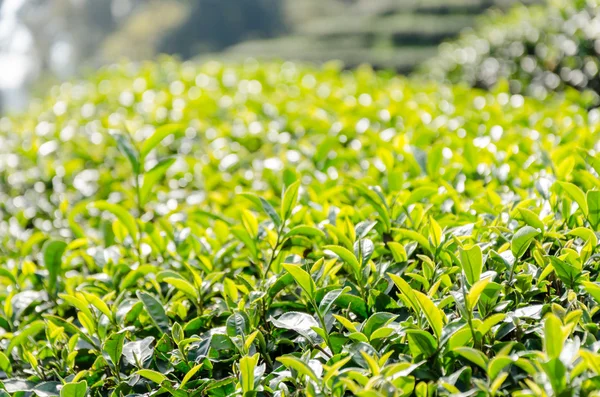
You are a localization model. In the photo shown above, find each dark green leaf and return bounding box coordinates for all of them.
[42,240,67,294]
[137,291,170,334]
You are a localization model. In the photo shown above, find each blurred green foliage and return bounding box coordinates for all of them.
[421,0,600,102]
[221,0,529,71]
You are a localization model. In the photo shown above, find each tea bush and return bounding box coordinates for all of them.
[420,0,600,102]
[3,58,600,396]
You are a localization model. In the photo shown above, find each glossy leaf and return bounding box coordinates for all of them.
[42,240,67,294]
[137,291,170,334]
[511,226,540,259]
[459,244,482,285]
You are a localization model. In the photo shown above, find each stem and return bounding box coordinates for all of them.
[311,300,335,355]
[114,362,122,382]
[134,173,145,265]
[462,275,478,349]
[198,291,204,315]
[359,286,370,317]
[508,260,517,285]
[263,224,285,279]
[313,344,333,359]
[260,225,285,331]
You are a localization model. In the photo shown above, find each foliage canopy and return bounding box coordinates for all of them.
[421,0,600,104]
[2,58,600,396]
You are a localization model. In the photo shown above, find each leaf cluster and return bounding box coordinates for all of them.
[1,58,600,396]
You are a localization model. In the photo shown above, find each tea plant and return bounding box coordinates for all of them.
[421,0,600,104]
[2,58,600,396]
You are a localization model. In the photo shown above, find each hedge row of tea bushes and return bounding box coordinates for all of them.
[421,0,600,102]
[221,0,534,72]
[3,58,600,396]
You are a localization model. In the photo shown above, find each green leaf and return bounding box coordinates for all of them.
[0,268,17,286]
[239,354,259,394]
[33,382,60,397]
[44,315,97,349]
[268,273,294,299]
[319,287,349,316]
[548,256,581,289]
[122,337,154,367]
[270,312,320,343]
[164,277,199,300]
[511,226,540,258]
[405,186,437,207]
[284,225,325,239]
[568,227,598,249]
[556,181,588,216]
[282,264,316,299]
[93,201,139,243]
[388,273,420,313]
[171,322,184,345]
[137,291,170,334]
[459,244,482,285]
[588,190,600,230]
[466,276,492,311]
[517,208,544,231]
[42,240,67,294]
[324,245,361,277]
[140,157,176,206]
[394,228,433,255]
[334,293,369,318]
[487,356,513,381]
[0,351,12,374]
[226,312,248,337]
[260,197,282,227]
[137,369,167,384]
[141,124,182,160]
[541,358,567,394]
[81,291,113,321]
[58,293,94,320]
[113,133,140,175]
[580,350,600,375]
[414,291,444,340]
[352,184,391,231]
[583,281,600,304]
[406,330,438,358]
[362,312,397,339]
[454,347,488,370]
[277,355,318,382]
[387,242,407,262]
[103,331,126,367]
[3,380,34,393]
[281,180,300,221]
[6,321,45,354]
[60,381,87,397]
[428,217,443,247]
[179,363,203,389]
[544,314,565,360]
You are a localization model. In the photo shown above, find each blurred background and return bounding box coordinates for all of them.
[0,0,529,114]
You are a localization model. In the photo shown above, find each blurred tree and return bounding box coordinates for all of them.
[100,0,187,62]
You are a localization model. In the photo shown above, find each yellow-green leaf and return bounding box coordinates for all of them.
[277,355,318,382]
[414,291,445,340]
[324,245,361,276]
[544,313,566,359]
[137,369,167,384]
[282,264,316,299]
[459,244,483,285]
[164,277,199,300]
[93,201,139,243]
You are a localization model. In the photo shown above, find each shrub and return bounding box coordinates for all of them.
[2,58,600,395]
[420,0,600,103]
